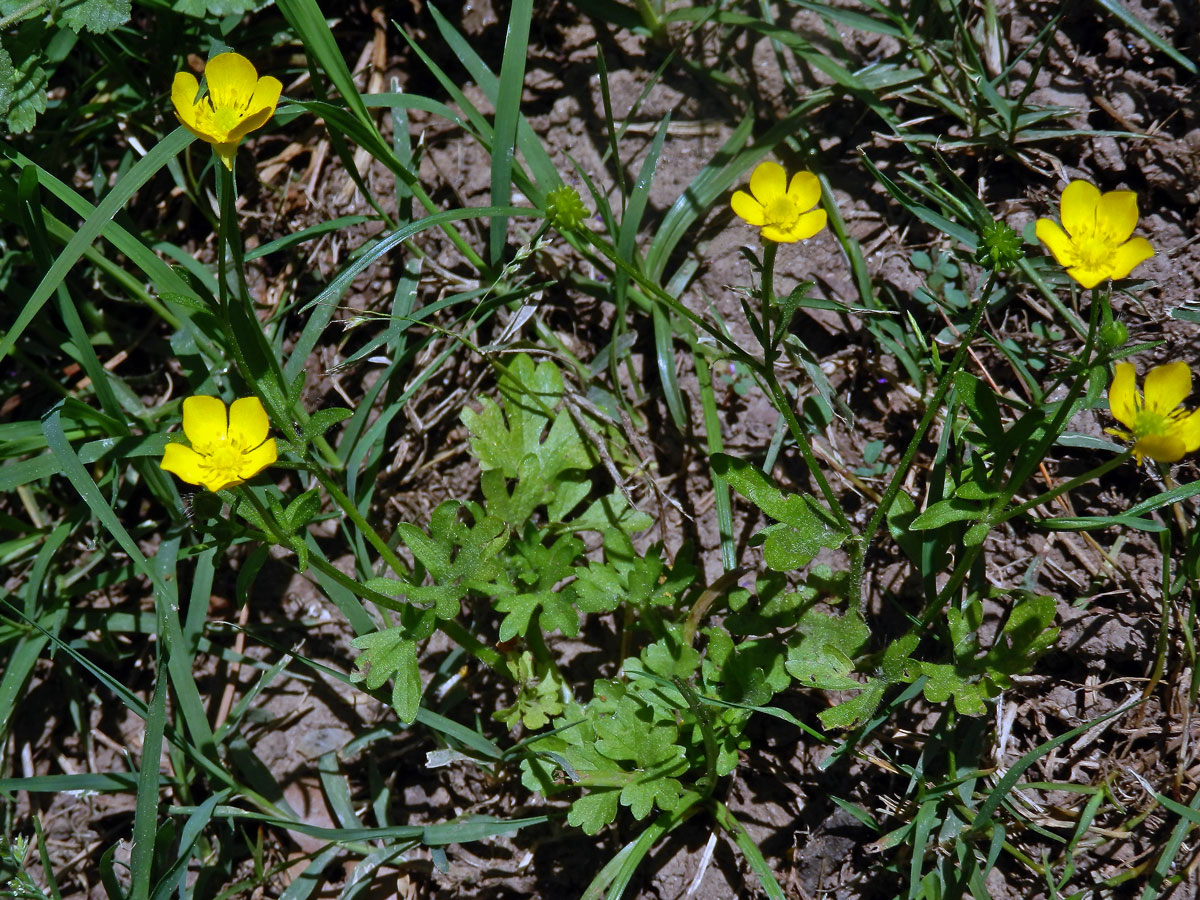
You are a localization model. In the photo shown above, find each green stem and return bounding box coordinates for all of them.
[0,0,45,31]
[235,487,393,605]
[307,554,503,674]
[234,489,285,543]
[216,165,252,307]
[760,242,778,353]
[672,676,719,794]
[213,163,289,421]
[849,268,999,606]
[994,449,1132,526]
[579,230,745,360]
[762,367,851,533]
[307,554,403,613]
[303,463,409,578]
[212,164,341,464]
[754,243,850,533]
[933,291,1105,611]
[633,0,667,42]
[435,621,505,674]
[994,291,1105,510]
[309,432,343,469]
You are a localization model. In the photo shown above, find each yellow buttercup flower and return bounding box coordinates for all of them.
[1034,180,1154,289]
[731,161,827,243]
[172,52,282,170]
[1106,362,1200,464]
[161,396,278,492]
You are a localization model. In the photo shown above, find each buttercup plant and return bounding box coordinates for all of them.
[172,52,282,170]
[10,5,1200,899]
[160,395,277,492]
[138,69,1200,900]
[730,160,827,243]
[1107,361,1200,464]
[1035,179,1155,289]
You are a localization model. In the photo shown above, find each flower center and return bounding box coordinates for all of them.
[1130,406,1186,440]
[763,196,800,230]
[1073,231,1116,272]
[206,98,247,135]
[198,440,247,484]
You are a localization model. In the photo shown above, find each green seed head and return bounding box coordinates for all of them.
[975,219,1024,271]
[546,185,588,232]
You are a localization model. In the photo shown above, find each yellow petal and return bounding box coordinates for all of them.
[1108,236,1154,281]
[1059,180,1100,238]
[204,472,245,492]
[1108,362,1139,429]
[792,207,830,241]
[1095,190,1139,244]
[785,171,820,211]
[224,113,263,146]
[1034,219,1076,268]
[171,71,204,131]
[749,161,786,204]
[1144,361,1192,414]
[238,438,278,480]
[226,75,282,142]
[248,75,282,116]
[205,52,259,112]
[1064,263,1110,290]
[1134,433,1185,463]
[731,190,765,226]
[769,208,826,242]
[228,396,271,448]
[182,396,229,448]
[1173,408,1200,454]
[161,443,208,486]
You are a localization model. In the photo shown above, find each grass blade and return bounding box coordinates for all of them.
[970,698,1142,859]
[129,653,169,900]
[1134,775,1200,899]
[695,353,735,570]
[488,0,534,265]
[713,800,785,900]
[42,406,217,758]
[1090,0,1196,73]
[277,0,376,125]
[0,128,193,366]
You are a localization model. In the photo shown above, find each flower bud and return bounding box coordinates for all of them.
[1100,320,1129,350]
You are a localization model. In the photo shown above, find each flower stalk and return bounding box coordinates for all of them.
[300,461,410,579]
[995,449,1133,525]
[849,267,999,608]
[754,243,852,536]
[931,292,1107,611]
